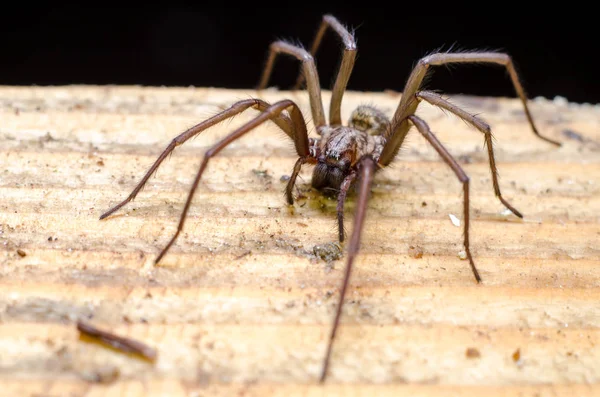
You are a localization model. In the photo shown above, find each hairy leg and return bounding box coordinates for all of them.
[100,99,307,219]
[285,157,308,205]
[294,14,357,125]
[320,156,376,383]
[415,90,522,217]
[408,115,481,283]
[336,171,357,242]
[153,100,311,264]
[380,51,560,166]
[257,41,326,128]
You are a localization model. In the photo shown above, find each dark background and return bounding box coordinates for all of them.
[2,6,597,103]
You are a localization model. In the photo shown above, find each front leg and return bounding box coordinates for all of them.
[320,156,376,382]
[153,99,310,264]
[100,98,299,220]
[336,171,357,242]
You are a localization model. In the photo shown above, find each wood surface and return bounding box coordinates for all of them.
[0,85,598,396]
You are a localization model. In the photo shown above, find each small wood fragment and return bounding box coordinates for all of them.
[77,320,157,361]
[512,348,521,362]
[408,245,424,259]
[465,347,481,359]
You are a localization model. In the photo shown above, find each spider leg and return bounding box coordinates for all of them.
[285,156,309,205]
[408,115,481,283]
[380,51,560,166]
[320,156,376,383]
[257,41,326,128]
[152,99,310,264]
[415,90,522,218]
[293,14,357,125]
[336,171,357,242]
[99,99,303,220]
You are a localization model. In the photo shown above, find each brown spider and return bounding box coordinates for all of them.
[100,15,560,382]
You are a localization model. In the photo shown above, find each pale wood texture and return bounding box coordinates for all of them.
[0,86,599,396]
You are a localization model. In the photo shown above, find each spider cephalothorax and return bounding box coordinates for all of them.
[311,107,387,194]
[100,14,560,382]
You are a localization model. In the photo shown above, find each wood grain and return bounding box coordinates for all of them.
[0,86,599,396]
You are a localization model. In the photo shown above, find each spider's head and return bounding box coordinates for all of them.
[311,128,353,195]
[348,105,390,136]
[311,154,351,196]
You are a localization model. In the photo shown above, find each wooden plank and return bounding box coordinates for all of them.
[2,380,600,397]
[0,86,599,396]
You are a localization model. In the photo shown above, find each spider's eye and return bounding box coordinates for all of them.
[326,156,349,170]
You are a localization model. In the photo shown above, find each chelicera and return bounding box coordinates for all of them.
[100,14,560,381]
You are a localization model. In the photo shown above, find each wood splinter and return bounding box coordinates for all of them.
[76,320,158,362]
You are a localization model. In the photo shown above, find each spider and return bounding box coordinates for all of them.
[100,14,560,382]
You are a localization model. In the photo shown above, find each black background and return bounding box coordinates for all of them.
[2,6,597,103]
